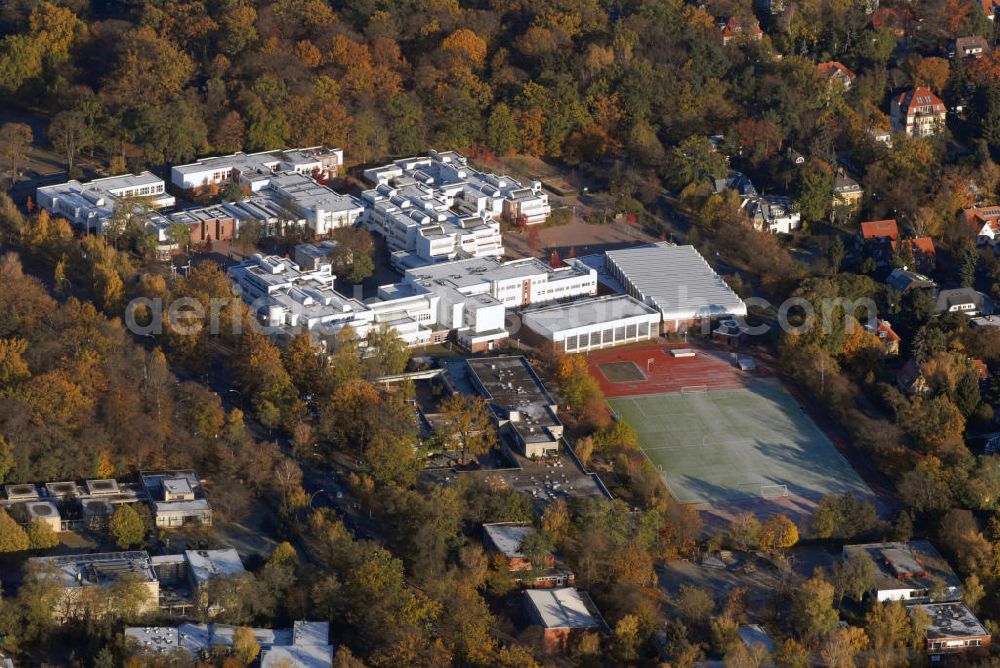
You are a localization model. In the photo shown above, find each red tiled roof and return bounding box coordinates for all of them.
[877,320,901,343]
[860,219,899,241]
[910,237,935,258]
[818,61,856,81]
[964,206,1000,233]
[721,16,763,38]
[896,87,946,117]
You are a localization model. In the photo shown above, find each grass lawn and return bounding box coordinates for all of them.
[606,380,871,505]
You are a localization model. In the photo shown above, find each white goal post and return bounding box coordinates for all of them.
[681,385,708,394]
[760,484,790,498]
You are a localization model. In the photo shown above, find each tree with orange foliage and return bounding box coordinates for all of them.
[441,28,487,69]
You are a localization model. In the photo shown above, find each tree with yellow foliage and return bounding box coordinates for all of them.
[0,337,31,386]
[758,514,799,551]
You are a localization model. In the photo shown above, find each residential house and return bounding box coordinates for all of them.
[712,171,758,198]
[886,268,936,293]
[857,219,898,266]
[934,288,990,317]
[841,541,962,603]
[818,61,856,89]
[524,588,603,652]
[712,170,757,197]
[906,236,936,273]
[891,87,947,137]
[913,602,991,658]
[952,36,991,59]
[833,172,863,210]
[866,320,900,356]
[720,16,763,46]
[868,127,892,146]
[482,523,574,588]
[962,205,1000,247]
[744,196,801,234]
[897,359,930,395]
[787,148,806,166]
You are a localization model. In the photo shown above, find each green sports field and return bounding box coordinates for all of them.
[607,380,871,505]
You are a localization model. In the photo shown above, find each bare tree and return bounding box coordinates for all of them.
[0,122,32,186]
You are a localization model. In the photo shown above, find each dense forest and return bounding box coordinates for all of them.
[0,0,993,210]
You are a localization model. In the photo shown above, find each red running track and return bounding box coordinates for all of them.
[586,343,746,398]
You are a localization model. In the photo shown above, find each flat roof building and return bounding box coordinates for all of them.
[363,149,550,225]
[842,541,962,604]
[912,602,990,657]
[141,471,212,528]
[125,621,333,667]
[603,243,747,332]
[37,172,175,234]
[29,551,160,618]
[521,294,661,353]
[524,588,602,651]
[183,549,245,586]
[268,171,364,236]
[171,146,344,192]
[465,356,563,458]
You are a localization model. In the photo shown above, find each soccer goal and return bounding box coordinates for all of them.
[681,385,709,394]
[760,484,790,498]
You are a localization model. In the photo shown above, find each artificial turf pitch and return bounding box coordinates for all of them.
[606,380,871,506]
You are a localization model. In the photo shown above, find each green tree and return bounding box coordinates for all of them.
[517,530,554,570]
[796,163,835,222]
[0,509,28,552]
[486,103,520,156]
[957,244,978,288]
[670,135,729,191]
[349,253,374,284]
[828,236,846,273]
[363,323,410,379]
[833,551,877,604]
[109,504,145,549]
[386,93,426,156]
